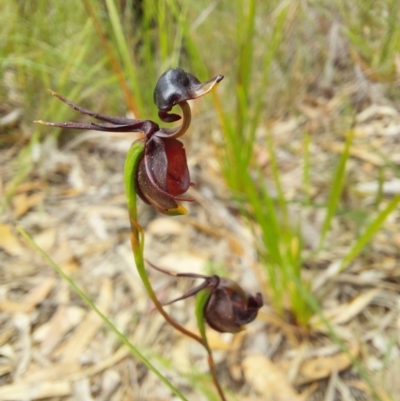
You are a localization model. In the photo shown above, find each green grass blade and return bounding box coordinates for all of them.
[245,1,290,167]
[240,169,285,313]
[17,228,189,401]
[266,132,288,225]
[235,0,255,143]
[237,0,255,97]
[379,0,399,66]
[340,193,400,273]
[319,130,354,249]
[246,169,283,268]
[157,0,168,64]
[104,0,143,114]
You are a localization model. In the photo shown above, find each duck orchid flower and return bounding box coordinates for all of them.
[147,261,263,333]
[35,69,223,215]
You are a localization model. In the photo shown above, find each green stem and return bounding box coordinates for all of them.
[125,131,226,400]
[124,141,204,345]
[196,290,227,401]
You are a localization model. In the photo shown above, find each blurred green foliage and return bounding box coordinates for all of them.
[3,1,400,399]
[2,0,400,340]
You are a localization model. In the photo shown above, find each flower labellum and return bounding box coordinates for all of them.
[135,136,193,214]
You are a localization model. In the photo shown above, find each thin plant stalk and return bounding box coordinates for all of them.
[124,143,227,401]
[148,261,229,401]
[195,290,227,401]
[124,142,203,345]
[339,193,400,273]
[319,130,354,250]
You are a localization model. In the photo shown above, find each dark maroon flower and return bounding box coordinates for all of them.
[135,136,192,214]
[204,277,263,333]
[34,69,223,214]
[147,261,264,333]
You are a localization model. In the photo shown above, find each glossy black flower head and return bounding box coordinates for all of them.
[154,68,224,123]
[147,261,263,333]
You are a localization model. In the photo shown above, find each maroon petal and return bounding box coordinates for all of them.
[136,155,179,212]
[135,137,192,213]
[232,293,263,325]
[146,137,168,192]
[144,137,192,201]
[205,288,241,333]
[164,138,190,196]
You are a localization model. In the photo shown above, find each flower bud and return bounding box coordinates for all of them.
[147,261,263,334]
[204,278,263,333]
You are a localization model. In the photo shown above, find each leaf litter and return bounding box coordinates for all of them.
[1,37,400,401]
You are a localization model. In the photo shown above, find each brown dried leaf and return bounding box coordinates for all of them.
[279,344,360,386]
[311,289,379,328]
[0,300,25,313]
[22,361,81,384]
[37,305,85,355]
[33,229,57,253]
[204,330,234,352]
[60,279,113,362]
[0,224,24,256]
[0,364,13,376]
[0,326,14,347]
[323,141,383,166]
[156,252,207,275]
[331,289,379,325]
[0,380,71,400]
[242,354,306,401]
[12,192,45,218]
[0,277,54,313]
[22,277,55,313]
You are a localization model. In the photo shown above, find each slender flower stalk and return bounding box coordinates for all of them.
[125,140,228,401]
[124,142,204,344]
[147,261,263,401]
[147,261,228,401]
[34,69,264,401]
